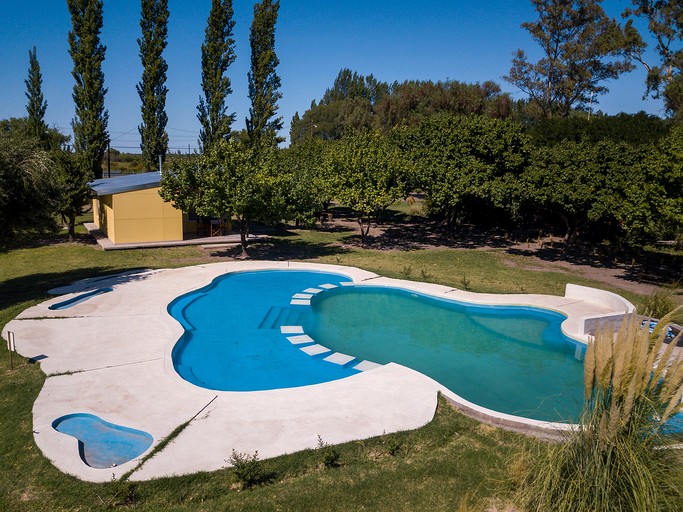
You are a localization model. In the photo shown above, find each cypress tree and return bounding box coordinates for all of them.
[197,0,236,153]
[67,0,108,180]
[25,46,48,144]
[246,0,283,146]
[137,0,169,171]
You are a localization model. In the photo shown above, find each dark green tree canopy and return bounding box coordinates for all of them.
[198,0,237,152]
[67,0,109,180]
[25,46,48,143]
[137,0,169,171]
[320,68,389,106]
[505,0,638,118]
[246,0,283,146]
[290,70,512,144]
[0,126,60,242]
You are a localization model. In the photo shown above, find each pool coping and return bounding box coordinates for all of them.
[3,261,634,482]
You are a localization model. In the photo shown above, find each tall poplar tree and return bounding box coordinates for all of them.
[246,0,283,146]
[67,0,108,180]
[197,0,236,153]
[25,46,48,144]
[138,0,169,171]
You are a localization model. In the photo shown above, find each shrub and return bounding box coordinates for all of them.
[317,435,340,468]
[640,288,677,320]
[516,309,683,512]
[228,450,267,490]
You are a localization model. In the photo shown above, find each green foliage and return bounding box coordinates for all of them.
[506,0,638,118]
[24,46,47,144]
[0,130,60,243]
[0,117,69,152]
[246,0,282,146]
[160,139,284,257]
[228,450,269,489]
[624,1,683,117]
[317,435,340,468]
[321,68,390,106]
[67,0,109,180]
[325,131,411,243]
[137,0,169,171]
[644,123,683,242]
[516,313,683,512]
[639,288,678,319]
[279,139,332,225]
[290,71,512,144]
[395,114,529,233]
[198,0,236,152]
[375,79,512,130]
[53,150,91,242]
[527,111,671,146]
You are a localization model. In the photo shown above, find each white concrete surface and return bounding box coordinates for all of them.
[2,261,634,482]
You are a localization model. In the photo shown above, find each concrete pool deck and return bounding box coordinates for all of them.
[3,261,634,482]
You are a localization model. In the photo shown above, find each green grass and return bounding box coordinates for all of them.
[0,224,679,511]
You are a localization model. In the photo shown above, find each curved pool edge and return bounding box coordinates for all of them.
[4,261,636,482]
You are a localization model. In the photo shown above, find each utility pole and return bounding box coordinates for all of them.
[107,139,111,178]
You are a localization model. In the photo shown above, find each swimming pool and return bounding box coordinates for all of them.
[170,270,362,391]
[170,270,585,422]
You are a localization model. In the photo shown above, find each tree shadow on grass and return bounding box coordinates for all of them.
[207,237,351,261]
[0,267,157,311]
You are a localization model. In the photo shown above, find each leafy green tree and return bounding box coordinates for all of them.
[0,117,69,151]
[137,0,169,171]
[375,80,512,130]
[505,0,638,118]
[279,139,333,225]
[521,139,653,246]
[643,124,683,242]
[290,71,512,144]
[67,0,108,180]
[198,0,236,152]
[160,140,283,257]
[395,114,530,234]
[246,0,283,146]
[0,130,59,243]
[53,150,92,242]
[320,68,389,106]
[25,46,48,144]
[526,112,670,146]
[325,131,410,243]
[624,1,683,116]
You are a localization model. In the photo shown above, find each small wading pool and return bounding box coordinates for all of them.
[170,270,586,423]
[52,413,153,469]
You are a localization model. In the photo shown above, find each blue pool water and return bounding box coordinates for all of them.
[52,413,153,469]
[170,270,587,422]
[170,270,361,391]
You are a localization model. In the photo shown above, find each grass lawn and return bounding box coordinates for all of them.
[0,222,679,511]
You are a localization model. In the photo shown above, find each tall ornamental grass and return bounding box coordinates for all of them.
[517,308,683,512]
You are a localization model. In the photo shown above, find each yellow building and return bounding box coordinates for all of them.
[90,172,196,245]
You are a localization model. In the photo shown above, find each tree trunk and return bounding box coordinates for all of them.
[358,217,371,246]
[239,217,250,258]
[67,213,76,242]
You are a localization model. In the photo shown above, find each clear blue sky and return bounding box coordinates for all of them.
[0,0,665,152]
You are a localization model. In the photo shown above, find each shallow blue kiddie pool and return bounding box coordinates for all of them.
[52,413,153,469]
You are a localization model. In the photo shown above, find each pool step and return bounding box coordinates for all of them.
[258,307,302,329]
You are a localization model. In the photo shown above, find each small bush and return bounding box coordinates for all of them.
[640,288,677,319]
[228,450,267,490]
[317,435,340,468]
